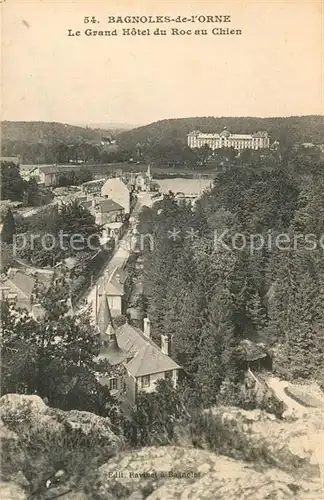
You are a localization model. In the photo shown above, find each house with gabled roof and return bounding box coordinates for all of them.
[98,266,129,317]
[101,178,131,214]
[81,196,125,244]
[0,267,47,320]
[94,292,181,408]
[0,268,36,311]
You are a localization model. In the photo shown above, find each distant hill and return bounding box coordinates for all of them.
[1,121,116,144]
[117,115,324,149]
[75,122,140,132]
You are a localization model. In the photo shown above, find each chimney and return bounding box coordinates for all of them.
[161,334,170,356]
[143,317,151,339]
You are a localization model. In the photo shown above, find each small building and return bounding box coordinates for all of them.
[93,293,128,396]
[117,319,180,408]
[237,339,272,372]
[0,156,21,166]
[0,268,36,311]
[102,221,124,245]
[101,266,128,317]
[93,293,181,408]
[39,166,61,187]
[39,165,84,187]
[81,197,125,245]
[0,267,52,319]
[101,178,131,214]
[83,198,125,226]
[131,165,154,193]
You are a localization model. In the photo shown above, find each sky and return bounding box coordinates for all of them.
[2,0,323,126]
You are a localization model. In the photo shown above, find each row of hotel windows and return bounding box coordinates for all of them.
[189,139,269,149]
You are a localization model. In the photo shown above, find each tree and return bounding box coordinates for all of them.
[56,201,101,257]
[194,144,212,166]
[0,161,26,201]
[1,290,116,417]
[246,290,268,339]
[127,379,190,446]
[270,258,324,382]
[17,201,101,267]
[195,290,235,406]
[0,204,16,244]
[24,178,41,206]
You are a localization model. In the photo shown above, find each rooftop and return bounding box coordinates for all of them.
[117,323,181,377]
[101,177,130,193]
[94,293,181,378]
[238,339,269,362]
[82,197,124,213]
[95,198,124,212]
[103,266,127,296]
[1,268,36,305]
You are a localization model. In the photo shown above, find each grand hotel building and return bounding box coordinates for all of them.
[187,128,270,150]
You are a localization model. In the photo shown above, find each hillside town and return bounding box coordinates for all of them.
[1,0,324,495]
[2,122,324,409]
[1,115,324,500]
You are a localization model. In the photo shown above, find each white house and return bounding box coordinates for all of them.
[101,178,131,214]
[94,293,181,408]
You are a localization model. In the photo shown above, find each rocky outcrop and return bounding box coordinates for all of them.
[80,446,322,500]
[0,394,123,496]
[1,394,323,499]
[196,406,324,475]
[0,481,28,500]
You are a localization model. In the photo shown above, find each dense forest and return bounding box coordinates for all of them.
[137,152,324,408]
[117,115,324,149]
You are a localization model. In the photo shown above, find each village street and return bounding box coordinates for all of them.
[83,192,157,321]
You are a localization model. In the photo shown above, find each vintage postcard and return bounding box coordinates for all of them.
[1,0,323,499]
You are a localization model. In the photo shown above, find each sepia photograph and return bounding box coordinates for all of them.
[0,0,323,498]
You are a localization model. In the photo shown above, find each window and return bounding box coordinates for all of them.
[109,378,117,391]
[141,375,150,388]
[165,371,173,381]
[7,293,18,305]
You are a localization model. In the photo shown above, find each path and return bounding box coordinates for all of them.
[81,192,157,319]
[266,376,311,415]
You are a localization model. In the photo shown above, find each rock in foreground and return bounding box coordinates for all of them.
[83,446,322,500]
[0,393,123,495]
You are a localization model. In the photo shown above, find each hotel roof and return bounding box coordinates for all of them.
[188,129,268,139]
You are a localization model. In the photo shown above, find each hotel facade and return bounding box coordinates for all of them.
[187,128,270,150]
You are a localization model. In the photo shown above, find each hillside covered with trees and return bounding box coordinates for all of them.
[1,121,114,144]
[1,121,121,164]
[117,115,324,149]
[137,151,324,409]
[2,116,323,166]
